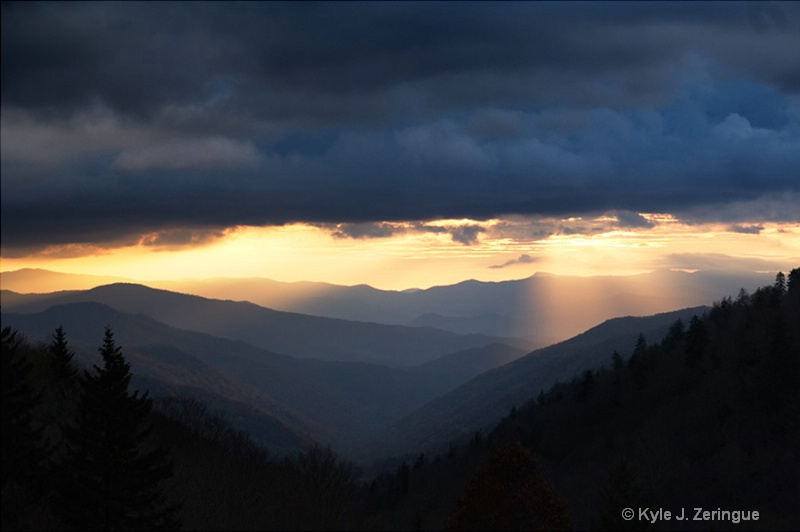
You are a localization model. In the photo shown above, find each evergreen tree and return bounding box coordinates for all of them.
[788,268,800,295]
[684,315,707,368]
[627,333,651,387]
[1,327,50,529]
[661,319,685,352]
[46,326,81,432]
[57,327,179,530]
[774,271,787,295]
[49,325,78,382]
[736,287,750,306]
[627,334,647,372]
[1,327,43,486]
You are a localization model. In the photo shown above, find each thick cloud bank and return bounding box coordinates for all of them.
[2,2,799,253]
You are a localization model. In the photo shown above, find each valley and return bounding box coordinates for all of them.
[2,267,798,529]
[0,267,771,464]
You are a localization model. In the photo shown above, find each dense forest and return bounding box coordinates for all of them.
[2,270,798,530]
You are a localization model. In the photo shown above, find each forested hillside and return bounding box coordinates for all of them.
[1,301,528,459]
[374,305,708,460]
[362,270,800,530]
[2,270,798,530]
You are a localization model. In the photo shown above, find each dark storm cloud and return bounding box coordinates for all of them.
[327,221,489,246]
[2,1,799,253]
[136,227,230,249]
[673,191,800,225]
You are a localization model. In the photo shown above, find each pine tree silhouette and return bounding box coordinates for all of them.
[57,327,179,530]
[684,315,707,368]
[1,327,50,529]
[49,325,77,382]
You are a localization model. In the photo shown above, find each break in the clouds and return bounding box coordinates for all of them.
[2,1,799,254]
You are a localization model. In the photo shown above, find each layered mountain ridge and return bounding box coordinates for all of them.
[1,274,719,463]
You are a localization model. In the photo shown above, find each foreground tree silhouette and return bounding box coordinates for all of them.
[58,327,179,530]
[445,441,572,531]
[1,327,51,529]
[1,327,43,487]
[49,325,78,383]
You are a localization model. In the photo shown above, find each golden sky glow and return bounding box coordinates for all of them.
[4,3,800,297]
[2,214,799,291]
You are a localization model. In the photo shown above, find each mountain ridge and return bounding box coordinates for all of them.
[2,300,529,459]
[1,268,774,342]
[372,305,710,461]
[1,283,531,367]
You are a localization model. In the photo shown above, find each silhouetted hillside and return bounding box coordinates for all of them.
[0,326,373,530]
[4,271,796,530]
[360,270,800,530]
[375,306,709,459]
[1,302,525,458]
[1,303,323,451]
[406,343,528,391]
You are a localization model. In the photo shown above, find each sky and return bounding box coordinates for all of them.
[1,1,799,290]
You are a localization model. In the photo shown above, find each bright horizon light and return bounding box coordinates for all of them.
[2,213,798,292]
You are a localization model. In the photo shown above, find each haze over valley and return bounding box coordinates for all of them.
[0,266,781,461]
[2,1,799,529]
[1,266,777,343]
[2,266,798,530]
